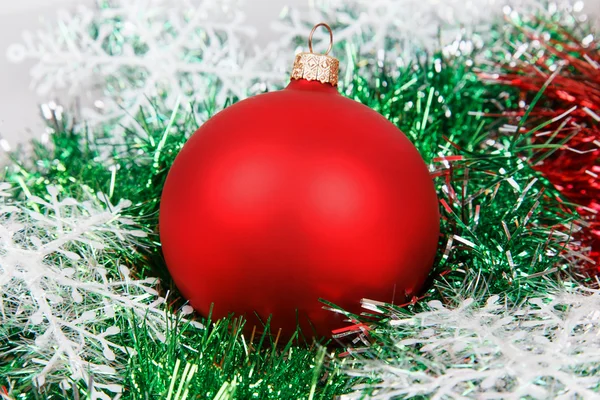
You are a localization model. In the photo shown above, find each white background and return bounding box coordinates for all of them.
[0,0,598,150]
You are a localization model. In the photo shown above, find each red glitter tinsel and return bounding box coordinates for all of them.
[483,20,599,275]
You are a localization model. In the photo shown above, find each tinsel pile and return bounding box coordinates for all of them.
[1,0,599,399]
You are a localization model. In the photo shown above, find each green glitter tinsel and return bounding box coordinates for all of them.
[1,38,584,396]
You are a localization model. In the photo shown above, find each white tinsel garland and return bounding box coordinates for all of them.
[6,0,582,129]
[0,184,184,399]
[341,289,600,399]
[6,0,287,129]
[273,0,583,61]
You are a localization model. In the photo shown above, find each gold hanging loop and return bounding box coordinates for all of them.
[308,23,333,55]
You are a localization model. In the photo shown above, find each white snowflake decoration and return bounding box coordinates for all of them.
[342,289,600,399]
[6,0,289,128]
[272,0,582,65]
[6,0,584,132]
[0,184,177,399]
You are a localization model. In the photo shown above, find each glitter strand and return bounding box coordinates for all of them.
[484,13,600,276]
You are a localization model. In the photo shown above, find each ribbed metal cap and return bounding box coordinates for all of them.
[291,52,339,86]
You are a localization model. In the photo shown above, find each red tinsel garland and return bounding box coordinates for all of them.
[483,20,599,275]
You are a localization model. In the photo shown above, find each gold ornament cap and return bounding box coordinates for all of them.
[291,23,339,86]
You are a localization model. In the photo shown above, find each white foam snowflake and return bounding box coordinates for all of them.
[6,0,289,128]
[273,0,582,65]
[6,0,585,132]
[0,183,174,399]
[342,289,600,399]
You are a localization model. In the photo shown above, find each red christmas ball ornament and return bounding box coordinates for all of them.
[160,24,439,339]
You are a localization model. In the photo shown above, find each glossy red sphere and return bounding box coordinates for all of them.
[159,79,439,339]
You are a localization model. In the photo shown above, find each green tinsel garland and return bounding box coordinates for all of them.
[1,18,588,398]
